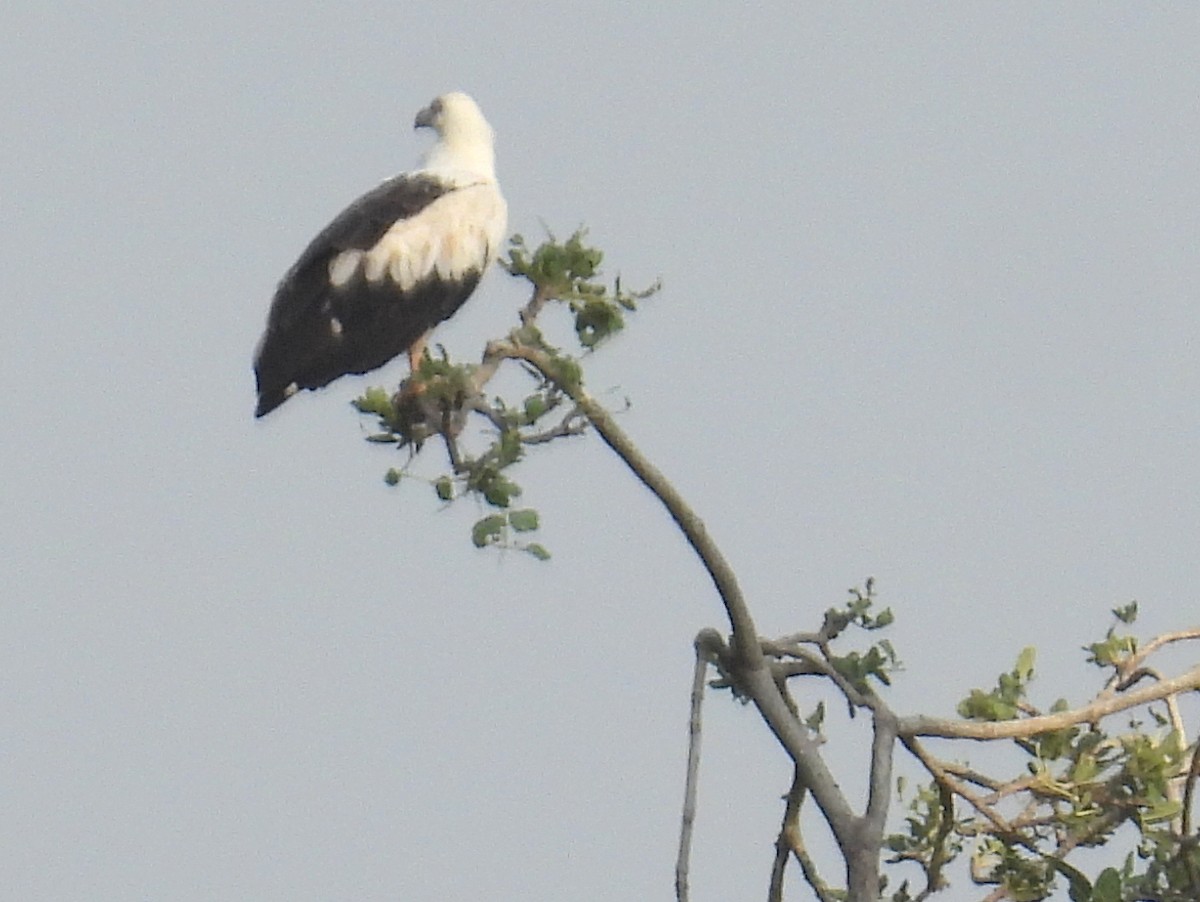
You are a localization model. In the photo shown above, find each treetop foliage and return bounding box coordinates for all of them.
[353,229,658,560]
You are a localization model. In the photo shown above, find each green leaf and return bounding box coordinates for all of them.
[958,688,1018,721]
[482,475,521,508]
[1085,631,1137,667]
[508,509,539,532]
[1070,752,1098,784]
[1140,797,1182,825]
[1112,601,1138,624]
[1091,867,1122,902]
[523,393,548,421]
[471,514,506,549]
[523,543,551,561]
[1049,858,1091,902]
[573,297,624,348]
[435,476,453,501]
[1016,646,1037,682]
[353,385,395,417]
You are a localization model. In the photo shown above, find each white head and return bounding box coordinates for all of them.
[414,92,497,180]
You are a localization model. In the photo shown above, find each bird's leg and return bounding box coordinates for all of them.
[407,331,431,375]
[390,331,435,447]
[398,330,434,400]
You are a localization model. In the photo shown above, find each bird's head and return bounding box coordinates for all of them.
[414,92,490,141]
[414,92,497,179]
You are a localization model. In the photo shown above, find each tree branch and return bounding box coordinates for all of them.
[771,767,841,902]
[485,337,876,895]
[903,736,1014,835]
[1104,626,1200,694]
[675,637,710,902]
[863,711,898,856]
[900,665,1200,740]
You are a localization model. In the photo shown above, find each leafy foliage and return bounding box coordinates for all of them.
[354,230,657,556]
[505,230,660,349]
[885,782,961,896]
[894,606,1200,901]
[750,590,1198,901]
[957,646,1037,721]
[822,580,901,693]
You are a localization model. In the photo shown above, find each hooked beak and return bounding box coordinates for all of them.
[414,104,436,129]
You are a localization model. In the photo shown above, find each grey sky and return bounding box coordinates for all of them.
[3,4,1197,899]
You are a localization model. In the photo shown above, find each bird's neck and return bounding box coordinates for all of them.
[422,138,496,182]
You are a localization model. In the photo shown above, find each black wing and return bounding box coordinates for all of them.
[265,173,449,336]
[253,174,472,417]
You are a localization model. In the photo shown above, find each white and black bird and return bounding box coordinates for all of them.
[253,92,507,417]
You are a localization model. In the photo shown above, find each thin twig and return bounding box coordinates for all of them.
[902,737,1013,835]
[440,426,467,473]
[463,395,509,431]
[1099,626,1200,697]
[940,762,1007,793]
[769,769,803,902]
[675,639,710,902]
[519,285,552,326]
[520,408,588,444]
[770,767,840,902]
[900,665,1200,740]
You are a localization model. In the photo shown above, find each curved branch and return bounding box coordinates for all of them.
[488,339,760,660]
[486,338,874,890]
[900,665,1200,740]
[1107,627,1200,693]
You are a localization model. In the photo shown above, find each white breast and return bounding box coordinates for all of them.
[328,181,507,294]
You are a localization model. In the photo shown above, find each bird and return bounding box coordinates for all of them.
[252,91,507,417]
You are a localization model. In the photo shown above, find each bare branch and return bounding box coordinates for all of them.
[771,767,841,902]
[675,638,710,902]
[510,341,762,659]
[863,712,898,856]
[769,769,801,902]
[939,762,1007,794]
[439,423,467,474]
[519,285,553,326]
[463,395,509,432]
[520,407,588,444]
